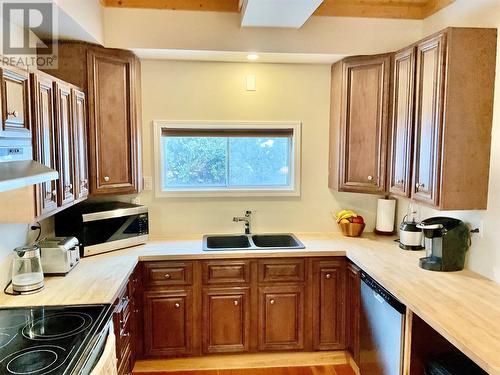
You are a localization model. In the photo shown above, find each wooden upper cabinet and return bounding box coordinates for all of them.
[312,259,346,351]
[31,73,58,217]
[337,54,391,194]
[1,65,30,138]
[412,34,446,206]
[87,49,141,195]
[389,47,416,197]
[71,88,89,202]
[202,287,250,354]
[54,82,76,207]
[412,28,496,210]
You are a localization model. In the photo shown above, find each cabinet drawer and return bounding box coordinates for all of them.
[143,261,193,287]
[258,259,305,283]
[202,260,250,285]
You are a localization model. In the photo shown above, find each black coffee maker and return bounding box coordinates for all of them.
[417,217,470,272]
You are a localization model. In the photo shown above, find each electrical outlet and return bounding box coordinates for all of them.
[143,176,153,191]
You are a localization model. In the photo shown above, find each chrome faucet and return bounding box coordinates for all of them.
[233,210,252,234]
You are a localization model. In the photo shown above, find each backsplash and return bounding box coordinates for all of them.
[395,198,499,283]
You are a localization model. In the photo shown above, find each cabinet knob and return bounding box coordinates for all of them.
[325,273,331,279]
[52,190,57,197]
[234,300,239,306]
[367,175,373,181]
[7,110,19,118]
[104,176,110,182]
[121,332,130,337]
[416,183,425,189]
[398,179,404,185]
[133,309,139,313]
[174,303,181,309]
[164,273,171,279]
[269,299,275,305]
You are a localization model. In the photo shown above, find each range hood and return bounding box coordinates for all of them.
[0,160,59,193]
[0,141,59,193]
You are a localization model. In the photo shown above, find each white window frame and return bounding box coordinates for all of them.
[153,120,302,198]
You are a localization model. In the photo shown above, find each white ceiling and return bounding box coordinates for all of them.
[132,49,346,64]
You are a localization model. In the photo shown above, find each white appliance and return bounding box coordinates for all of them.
[39,237,80,275]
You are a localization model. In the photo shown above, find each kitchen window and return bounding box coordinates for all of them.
[153,121,301,197]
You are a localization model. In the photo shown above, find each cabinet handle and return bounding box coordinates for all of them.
[269,299,275,305]
[398,179,404,185]
[367,175,373,181]
[121,332,130,337]
[104,176,110,182]
[325,273,331,279]
[234,300,239,306]
[164,273,171,279]
[174,303,181,309]
[7,110,19,118]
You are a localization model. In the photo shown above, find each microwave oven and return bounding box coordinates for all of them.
[55,202,149,257]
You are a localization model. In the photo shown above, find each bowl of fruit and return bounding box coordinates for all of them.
[335,210,365,237]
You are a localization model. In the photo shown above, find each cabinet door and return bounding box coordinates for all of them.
[413,34,446,206]
[202,287,250,354]
[1,66,30,137]
[346,263,361,364]
[54,82,76,207]
[31,73,58,217]
[313,260,346,350]
[87,50,140,195]
[143,290,193,357]
[339,55,391,194]
[71,88,89,202]
[258,285,304,351]
[390,48,416,197]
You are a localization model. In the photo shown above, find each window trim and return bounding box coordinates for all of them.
[153,120,302,198]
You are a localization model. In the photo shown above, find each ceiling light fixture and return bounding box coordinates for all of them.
[247,53,259,61]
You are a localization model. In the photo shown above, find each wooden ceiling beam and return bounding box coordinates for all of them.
[102,0,454,19]
[102,0,239,12]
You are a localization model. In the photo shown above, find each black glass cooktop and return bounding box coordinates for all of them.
[0,304,112,375]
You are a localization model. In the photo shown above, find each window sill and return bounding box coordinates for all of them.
[155,188,300,198]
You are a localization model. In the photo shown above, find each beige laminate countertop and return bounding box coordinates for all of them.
[0,233,499,374]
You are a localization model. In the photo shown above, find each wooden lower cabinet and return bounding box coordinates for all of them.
[346,262,361,364]
[143,289,193,357]
[202,287,250,353]
[312,259,346,350]
[138,257,351,359]
[258,285,305,351]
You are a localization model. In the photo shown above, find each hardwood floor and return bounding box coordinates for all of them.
[133,364,355,375]
[133,352,356,375]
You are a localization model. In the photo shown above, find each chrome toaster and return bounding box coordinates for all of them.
[39,237,80,275]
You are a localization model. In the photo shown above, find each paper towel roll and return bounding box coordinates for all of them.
[376,198,396,234]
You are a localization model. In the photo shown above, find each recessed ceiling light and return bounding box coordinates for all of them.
[247,53,259,61]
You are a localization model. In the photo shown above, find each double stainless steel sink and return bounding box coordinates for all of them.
[203,233,305,251]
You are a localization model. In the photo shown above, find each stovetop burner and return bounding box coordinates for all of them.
[0,305,112,375]
[3,345,69,375]
[22,313,93,341]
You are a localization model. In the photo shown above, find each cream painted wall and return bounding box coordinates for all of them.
[137,60,379,235]
[394,0,500,282]
[103,8,421,56]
